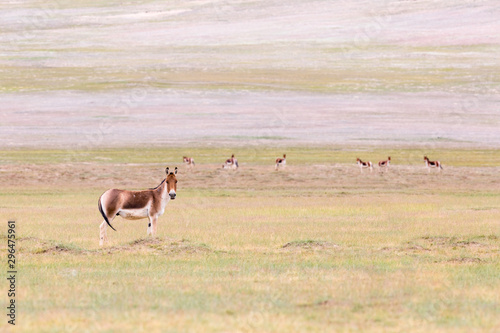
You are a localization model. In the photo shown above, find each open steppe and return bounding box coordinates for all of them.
[1,147,499,332]
[1,0,500,332]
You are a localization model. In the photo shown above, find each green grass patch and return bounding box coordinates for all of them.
[1,146,500,166]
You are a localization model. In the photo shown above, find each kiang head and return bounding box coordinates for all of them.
[165,167,178,200]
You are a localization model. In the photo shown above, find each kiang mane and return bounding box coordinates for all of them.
[150,179,166,190]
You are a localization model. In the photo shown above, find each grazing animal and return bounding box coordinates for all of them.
[98,167,178,246]
[356,158,373,172]
[275,154,286,170]
[378,156,391,169]
[222,154,239,169]
[424,156,443,173]
[183,156,195,169]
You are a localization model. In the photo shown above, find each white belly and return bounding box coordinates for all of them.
[117,208,148,220]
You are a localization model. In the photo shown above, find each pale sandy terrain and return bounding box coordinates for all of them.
[2,161,500,194]
[1,0,499,148]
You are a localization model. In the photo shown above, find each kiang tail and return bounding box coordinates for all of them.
[98,196,116,231]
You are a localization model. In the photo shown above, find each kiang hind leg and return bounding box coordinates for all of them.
[99,215,116,246]
[99,221,108,246]
[99,208,118,246]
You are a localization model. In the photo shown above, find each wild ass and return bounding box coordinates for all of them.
[98,167,178,246]
[183,156,195,169]
[356,158,373,173]
[222,154,239,169]
[378,156,391,170]
[424,156,443,173]
[275,154,286,170]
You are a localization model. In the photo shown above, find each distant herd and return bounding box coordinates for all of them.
[356,155,442,173]
[97,153,443,245]
[183,153,442,173]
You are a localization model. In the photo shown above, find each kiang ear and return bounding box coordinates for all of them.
[175,167,178,174]
[166,167,169,174]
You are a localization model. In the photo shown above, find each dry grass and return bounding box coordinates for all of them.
[0,147,499,332]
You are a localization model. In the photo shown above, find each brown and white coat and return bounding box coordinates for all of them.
[357,158,373,172]
[183,156,195,168]
[275,154,286,170]
[378,156,391,169]
[98,167,178,246]
[424,156,442,172]
[222,154,239,169]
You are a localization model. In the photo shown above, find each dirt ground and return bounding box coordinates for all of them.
[2,161,499,195]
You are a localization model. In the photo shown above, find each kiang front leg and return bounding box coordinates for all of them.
[149,215,158,237]
[147,216,153,236]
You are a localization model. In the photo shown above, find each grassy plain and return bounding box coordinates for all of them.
[2,1,500,331]
[1,147,499,332]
